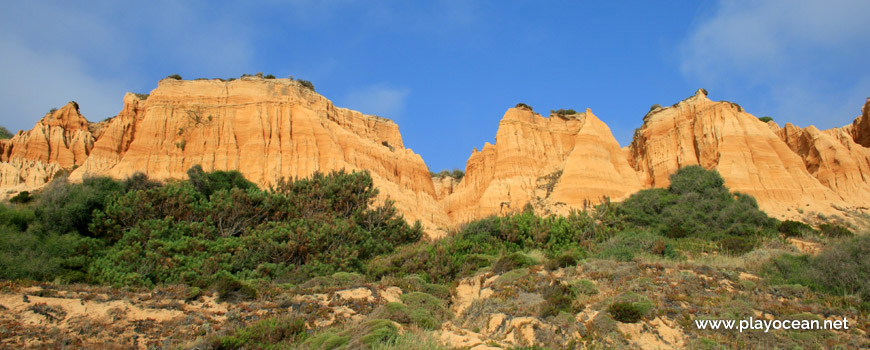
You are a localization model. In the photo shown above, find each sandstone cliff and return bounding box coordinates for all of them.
[627,89,852,218]
[2,79,869,227]
[3,78,450,232]
[0,103,96,189]
[440,107,642,224]
[842,98,870,147]
[771,107,870,210]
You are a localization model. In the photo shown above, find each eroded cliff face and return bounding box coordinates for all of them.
[3,78,449,232]
[446,89,869,223]
[627,89,853,218]
[440,107,642,224]
[2,80,869,228]
[842,98,870,147]
[772,115,870,209]
[0,103,95,189]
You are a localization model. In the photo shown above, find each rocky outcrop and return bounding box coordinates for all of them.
[628,89,851,218]
[842,98,870,147]
[774,123,870,208]
[3,78,450,232]
[2,79,869,226]
[441,107,641,223]
[0,103,96,189]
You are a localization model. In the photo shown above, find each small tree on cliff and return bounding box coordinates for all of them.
[0,126,12,139]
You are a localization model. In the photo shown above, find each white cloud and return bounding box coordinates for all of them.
[0,1,255,132]
[680,0,870,128]
[0,36,126,132]
[342,85,410,120]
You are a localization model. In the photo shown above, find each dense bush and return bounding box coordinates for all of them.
[206,316,307,349]
[778,220,815,237]
[758,116,774,122]
[0,126,12,139]
[765,236,870,301]
[550,109,578,116]
[166,74,183,80]
[608,302,644,323]
[37,176,125,237]
[618,166,776,253]
[9,191,32,204]
[515,103,533,110]
[367,206,617,283]
[818,223,853,238]
[1,168,422,290]
[88,169,422,287]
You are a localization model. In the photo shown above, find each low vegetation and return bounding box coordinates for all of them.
[430,169,464,181]
[550,108,578,116]
[1,165,867,349]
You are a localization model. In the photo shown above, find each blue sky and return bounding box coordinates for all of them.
[1,1,868,172]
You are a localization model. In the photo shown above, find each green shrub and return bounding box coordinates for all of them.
[618,166,776,252]
[166,74,182,80]
[298,272,365,293]
[492,252,537,274]
[778,220,815,237]
[372,302,438,330]
[400,292,451,322]
[87,169,421,288]
[540,282,581,317]
[0,126,12,139]
[718,236,756,255]
[573,279,598,295]
[608,302,644,323]
[264,74,276,79]
[818,223,853,238]
[212,316,306,349]
[758,116,774,122]
[367,206,615,284]
[214,271,258,302]
[515,103,533,110]
[186,164,256,197]
[764,236,870,301]
[36,176,124,237]
[544,250,582,270]
[649,104,662,111]
[550,109,578,116]
[9,191,32,204]
[303,331,350,349]
[431,169,464,181]
[298,79,315,91]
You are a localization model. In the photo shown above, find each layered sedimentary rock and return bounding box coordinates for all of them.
[772,116,870,209]
[3,78,450,231]
[441,107,642,223]
[2,79,869,227]
[0,103,96,189]
[627,89,851,218]
[842,98,870,147]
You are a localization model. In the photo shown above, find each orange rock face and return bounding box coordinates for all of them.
[0,103,96,189]
[4,78,449,232]
[2,80,869,227]
[842,98,870,147]
[441,107,642,224]
[628,89,851,218]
